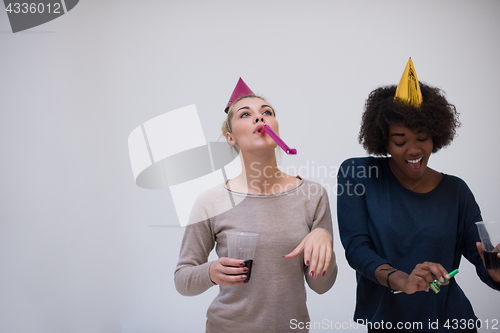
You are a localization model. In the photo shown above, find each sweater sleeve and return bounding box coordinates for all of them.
[336,159,389,284]
[304,186,338,294]
[174,196,217,296]
[459,183,500,291]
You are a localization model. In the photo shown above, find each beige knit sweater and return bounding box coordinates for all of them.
[175,177,337,333]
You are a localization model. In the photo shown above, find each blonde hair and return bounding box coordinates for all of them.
[221,94,274,135]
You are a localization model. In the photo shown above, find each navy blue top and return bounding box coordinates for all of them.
[337,157,499,332]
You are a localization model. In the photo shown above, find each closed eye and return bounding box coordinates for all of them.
[418,137,428,142]
[394,142,405,147]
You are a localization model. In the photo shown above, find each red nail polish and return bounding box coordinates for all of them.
[244,280,249,283]
[306,260,310,265]
[241,275,247,280]
[243,267,249,272]
[310,271,314,277]
[322,271,326,276]
[239,261,245,266]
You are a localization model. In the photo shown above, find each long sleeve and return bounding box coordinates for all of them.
[174,216,216,296]
[336,158,389,284]
[304,186,338,294]
[458,182,500,290]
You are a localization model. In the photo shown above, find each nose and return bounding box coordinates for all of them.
[254,116,265,124]
[407,141,421,155]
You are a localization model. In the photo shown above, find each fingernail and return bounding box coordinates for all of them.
[322,271,326,276]
[239,262,245,266]
[306,260,310,265]
[445,274,450,279]
[309,271,314,277]
[243,267,249,272]
[244,280,249,284]
[240,275,247,280]
[314,274,318,279]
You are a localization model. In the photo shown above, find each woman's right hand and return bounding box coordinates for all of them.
[403,262,450,294]
[209,257,250,285]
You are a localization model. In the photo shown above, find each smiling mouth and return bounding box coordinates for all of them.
[407,157,422,164]
[406,156,423,171]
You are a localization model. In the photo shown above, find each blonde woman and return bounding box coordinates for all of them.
[175,79,337,333]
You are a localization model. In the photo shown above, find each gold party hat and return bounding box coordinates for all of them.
[395,58,422,107]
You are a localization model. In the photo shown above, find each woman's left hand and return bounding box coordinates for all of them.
[284,228,332,279]
[476,242,500,283]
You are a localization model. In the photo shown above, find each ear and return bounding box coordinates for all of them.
[226,131,236,146]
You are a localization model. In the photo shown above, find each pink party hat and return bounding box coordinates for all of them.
[225,78,254,113]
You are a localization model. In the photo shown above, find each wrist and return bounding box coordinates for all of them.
[392,271,410,294]
[315,228,332,242]
[208,261,218,285]
[379,267,408,294]
[386,269,398,293]
[490,272,500,285]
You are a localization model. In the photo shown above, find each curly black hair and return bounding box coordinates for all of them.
[358,82,460,155]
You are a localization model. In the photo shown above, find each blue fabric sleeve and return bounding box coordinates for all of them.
[337,159,389,284]
[459,182,500,290]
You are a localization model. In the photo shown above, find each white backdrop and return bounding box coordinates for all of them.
[1,1,499,332]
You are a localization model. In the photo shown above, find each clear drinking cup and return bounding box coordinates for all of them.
[476,221,500,270]
[225,231,259,281]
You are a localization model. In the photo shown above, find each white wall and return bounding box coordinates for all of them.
[0,1,499,332]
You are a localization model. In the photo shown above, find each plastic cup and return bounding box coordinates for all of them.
[476,221,500,270]
[225,231,259,281]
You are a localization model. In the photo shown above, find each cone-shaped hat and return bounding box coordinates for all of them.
[395,58,423,107]
[225,78,254,113]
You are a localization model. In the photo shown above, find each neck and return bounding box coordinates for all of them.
[234,150,285,194]
[388,157,427,191]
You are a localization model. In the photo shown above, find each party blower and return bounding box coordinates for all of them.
[429,269,459,293]
[261,125,297,155]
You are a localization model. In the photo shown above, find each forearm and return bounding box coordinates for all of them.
[374,264,409,293]
[175,215,217,296]
[337,173,389,284]
[174,261,216,296]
